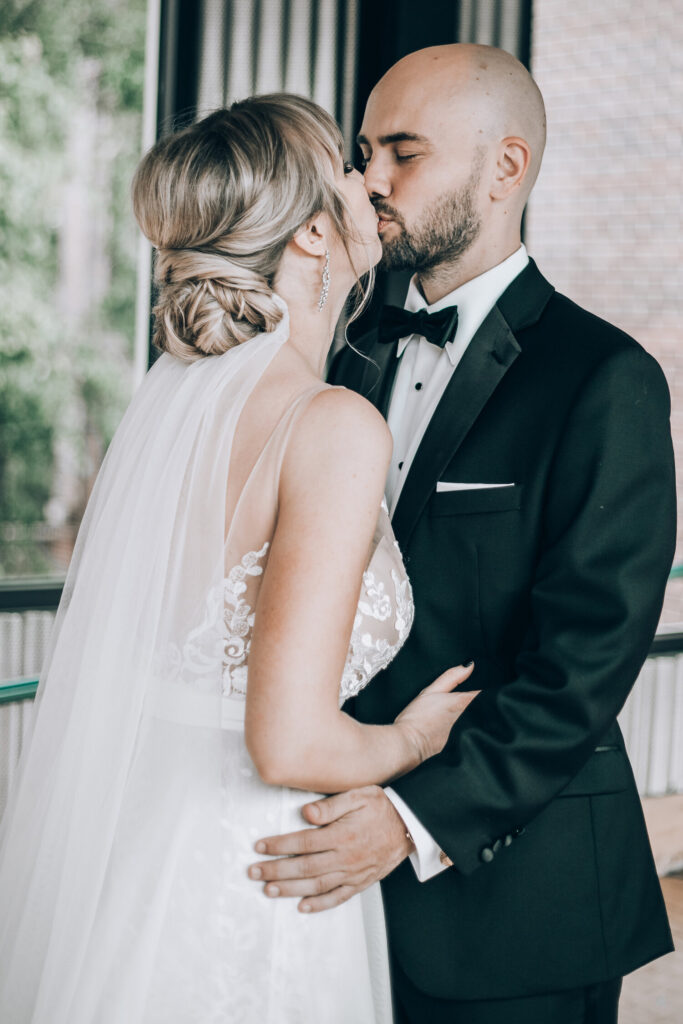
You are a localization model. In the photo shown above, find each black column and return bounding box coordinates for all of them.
[157,0,202,136]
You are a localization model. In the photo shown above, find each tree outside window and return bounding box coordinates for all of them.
[0,0,146,578]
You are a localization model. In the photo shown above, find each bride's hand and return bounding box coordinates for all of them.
[394,663,478,768]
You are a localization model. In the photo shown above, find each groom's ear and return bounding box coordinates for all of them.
[290,217,328,258]
[490,136,532,201]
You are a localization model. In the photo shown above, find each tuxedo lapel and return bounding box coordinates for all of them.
[357,332,400,415]
[391,306,521,545]
[376,344,402,419]
[390,261,555,547]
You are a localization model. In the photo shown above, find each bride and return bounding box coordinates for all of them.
[0,94,475,1023]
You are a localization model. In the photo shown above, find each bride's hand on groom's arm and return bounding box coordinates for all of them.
[247,785,414,913]
[394,663,477,763]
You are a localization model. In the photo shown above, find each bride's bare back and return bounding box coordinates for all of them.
[218,341,417,789]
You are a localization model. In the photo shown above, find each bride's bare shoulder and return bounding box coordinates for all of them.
[308,385,391,445]
[298,385,392,465]
[280,386,392,503]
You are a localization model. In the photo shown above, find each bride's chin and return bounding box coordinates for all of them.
[366,236,383,268]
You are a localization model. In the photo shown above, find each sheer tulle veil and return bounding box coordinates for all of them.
[0,303,293,1021]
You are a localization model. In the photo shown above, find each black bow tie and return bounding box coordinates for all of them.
[378,304,459,349]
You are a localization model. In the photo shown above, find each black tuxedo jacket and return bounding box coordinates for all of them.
[329,260,676,1001]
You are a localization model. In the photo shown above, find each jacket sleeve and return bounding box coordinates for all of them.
[391,344,677,875]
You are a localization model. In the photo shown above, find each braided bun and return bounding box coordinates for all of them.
[153,248,283,361]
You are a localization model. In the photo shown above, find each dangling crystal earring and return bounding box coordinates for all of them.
[317,249,330,311]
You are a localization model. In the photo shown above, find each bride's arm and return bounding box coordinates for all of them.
[245,387,473,792]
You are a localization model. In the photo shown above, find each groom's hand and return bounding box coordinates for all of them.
[248,785,414,913]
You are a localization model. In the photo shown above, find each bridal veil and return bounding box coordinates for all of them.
[0,305,313,1020]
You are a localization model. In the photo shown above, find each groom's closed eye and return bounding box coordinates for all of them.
[356,149,423,169]
[356,131,432,167]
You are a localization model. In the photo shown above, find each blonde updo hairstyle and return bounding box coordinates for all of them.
[132,94,371,361]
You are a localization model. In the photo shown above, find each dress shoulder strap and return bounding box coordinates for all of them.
[223,382,334,565]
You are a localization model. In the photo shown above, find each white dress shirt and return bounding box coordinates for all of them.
[384,244,529,881]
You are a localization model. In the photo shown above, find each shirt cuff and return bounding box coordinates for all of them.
[384,787,450,882]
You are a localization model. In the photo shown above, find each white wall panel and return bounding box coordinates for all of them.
[225,0,256,101]
[197,0,228,113]
[196,0,353,147]
[255,0,285,94]
[312,0,337,115]
[619,655,683,796]
[285,0,314,95]
[0,699,35,821]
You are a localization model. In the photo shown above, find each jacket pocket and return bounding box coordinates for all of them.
[557,747,634,797]
[430,484,523,516]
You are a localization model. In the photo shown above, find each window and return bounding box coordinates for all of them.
[0,0,147,581]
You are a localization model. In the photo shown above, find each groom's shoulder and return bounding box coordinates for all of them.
[545,289,635,349]
[283,385,392,493]
[534,291,671,422]
[527,267,661,377]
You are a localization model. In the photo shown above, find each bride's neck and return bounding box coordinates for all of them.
[274,268,349,379]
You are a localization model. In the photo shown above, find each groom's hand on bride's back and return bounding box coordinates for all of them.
[248,785,414,913]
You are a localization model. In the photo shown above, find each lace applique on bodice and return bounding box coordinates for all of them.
[338,500,413,704]
[215,499,413,707]
[223,541,270,696]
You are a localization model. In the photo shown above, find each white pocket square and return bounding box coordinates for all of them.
[436,482,515,492]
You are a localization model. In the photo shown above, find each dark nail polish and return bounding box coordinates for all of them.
[464,660,474,668]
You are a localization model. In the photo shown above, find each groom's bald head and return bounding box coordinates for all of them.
[370,44,546,201]
[358,45,546,288]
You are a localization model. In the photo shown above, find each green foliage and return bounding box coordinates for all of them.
[0,0,146,110]
[0,0,146,576]
[0,362,53,519]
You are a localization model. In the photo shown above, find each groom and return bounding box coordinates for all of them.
[251,44,676,1022]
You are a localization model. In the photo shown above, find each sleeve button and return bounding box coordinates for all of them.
[480,846,495,863]
[492,838,503,854]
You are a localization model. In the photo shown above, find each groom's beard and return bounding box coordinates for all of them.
[375,167,483,274]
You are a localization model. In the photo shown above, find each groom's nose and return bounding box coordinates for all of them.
[363,155,392,199]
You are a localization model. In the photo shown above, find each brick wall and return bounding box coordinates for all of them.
[526,0,683,624]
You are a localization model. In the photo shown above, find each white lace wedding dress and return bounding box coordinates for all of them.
[0,312,414,1024]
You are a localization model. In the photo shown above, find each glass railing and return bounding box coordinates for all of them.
[0,678,39,705]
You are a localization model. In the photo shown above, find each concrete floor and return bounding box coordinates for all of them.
[621,874,682,1023]
[620,797,683,1023]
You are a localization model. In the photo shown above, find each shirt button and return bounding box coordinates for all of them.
[415,382,423,391]
[398,461,404,470]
